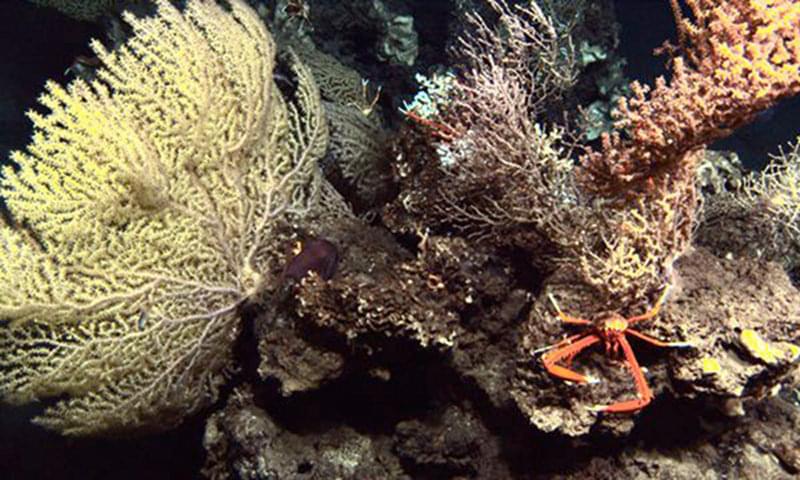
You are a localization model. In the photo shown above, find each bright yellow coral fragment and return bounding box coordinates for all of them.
[785,343,800,361]
[740,329,778,363]
[700,357,722,375]
[739,328,799,365]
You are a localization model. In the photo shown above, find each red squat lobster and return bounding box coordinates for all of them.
[538,286,691,413]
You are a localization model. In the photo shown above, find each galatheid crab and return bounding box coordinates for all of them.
[538,286,691,413]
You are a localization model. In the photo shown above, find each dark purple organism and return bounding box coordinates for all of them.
[281,238,339,283]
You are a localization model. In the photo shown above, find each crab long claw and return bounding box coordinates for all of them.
[596,336,654,414]
[588,396,651,414]
[545,363,601,385]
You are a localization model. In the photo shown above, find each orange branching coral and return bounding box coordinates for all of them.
[580,0,800,198]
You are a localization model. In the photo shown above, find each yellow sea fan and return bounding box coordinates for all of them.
[0,0,327,435]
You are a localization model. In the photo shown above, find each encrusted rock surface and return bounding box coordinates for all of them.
[209,215,800,478]
[203,385,800,480]
[203,386,405,480]
[549,393,800,480]
[514,247,800,436]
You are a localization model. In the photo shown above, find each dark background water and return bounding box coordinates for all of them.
[0,1,798,478]
[0,2,99,166]
[2,0,799,171]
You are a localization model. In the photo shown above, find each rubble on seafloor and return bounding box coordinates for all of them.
[203,371,800,479]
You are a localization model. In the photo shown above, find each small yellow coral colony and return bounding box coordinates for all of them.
[740,329,800,365]
[0,0,327,435]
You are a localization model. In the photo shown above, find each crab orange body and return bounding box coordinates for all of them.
[540,288,690,413]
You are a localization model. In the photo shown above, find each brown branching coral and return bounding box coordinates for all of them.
[580,0,800,198]
[573,162,700,303]
[571,0,800,303]
[387,0,583,254]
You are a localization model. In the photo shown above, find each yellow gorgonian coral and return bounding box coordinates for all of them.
[0,0,327,435]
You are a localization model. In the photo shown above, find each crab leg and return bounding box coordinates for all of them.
[597,335,654,413]
[532,332,587,355]
[556,312,592,326]
[547,293,592,326]
[542,334,602,384]
[627,285,672,326]
[627,328,692,348]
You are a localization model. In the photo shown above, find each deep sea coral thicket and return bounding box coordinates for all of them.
[573,0,800,302]
[0,0,327,435]
[394,0,800,306]
[388,0,582,252]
